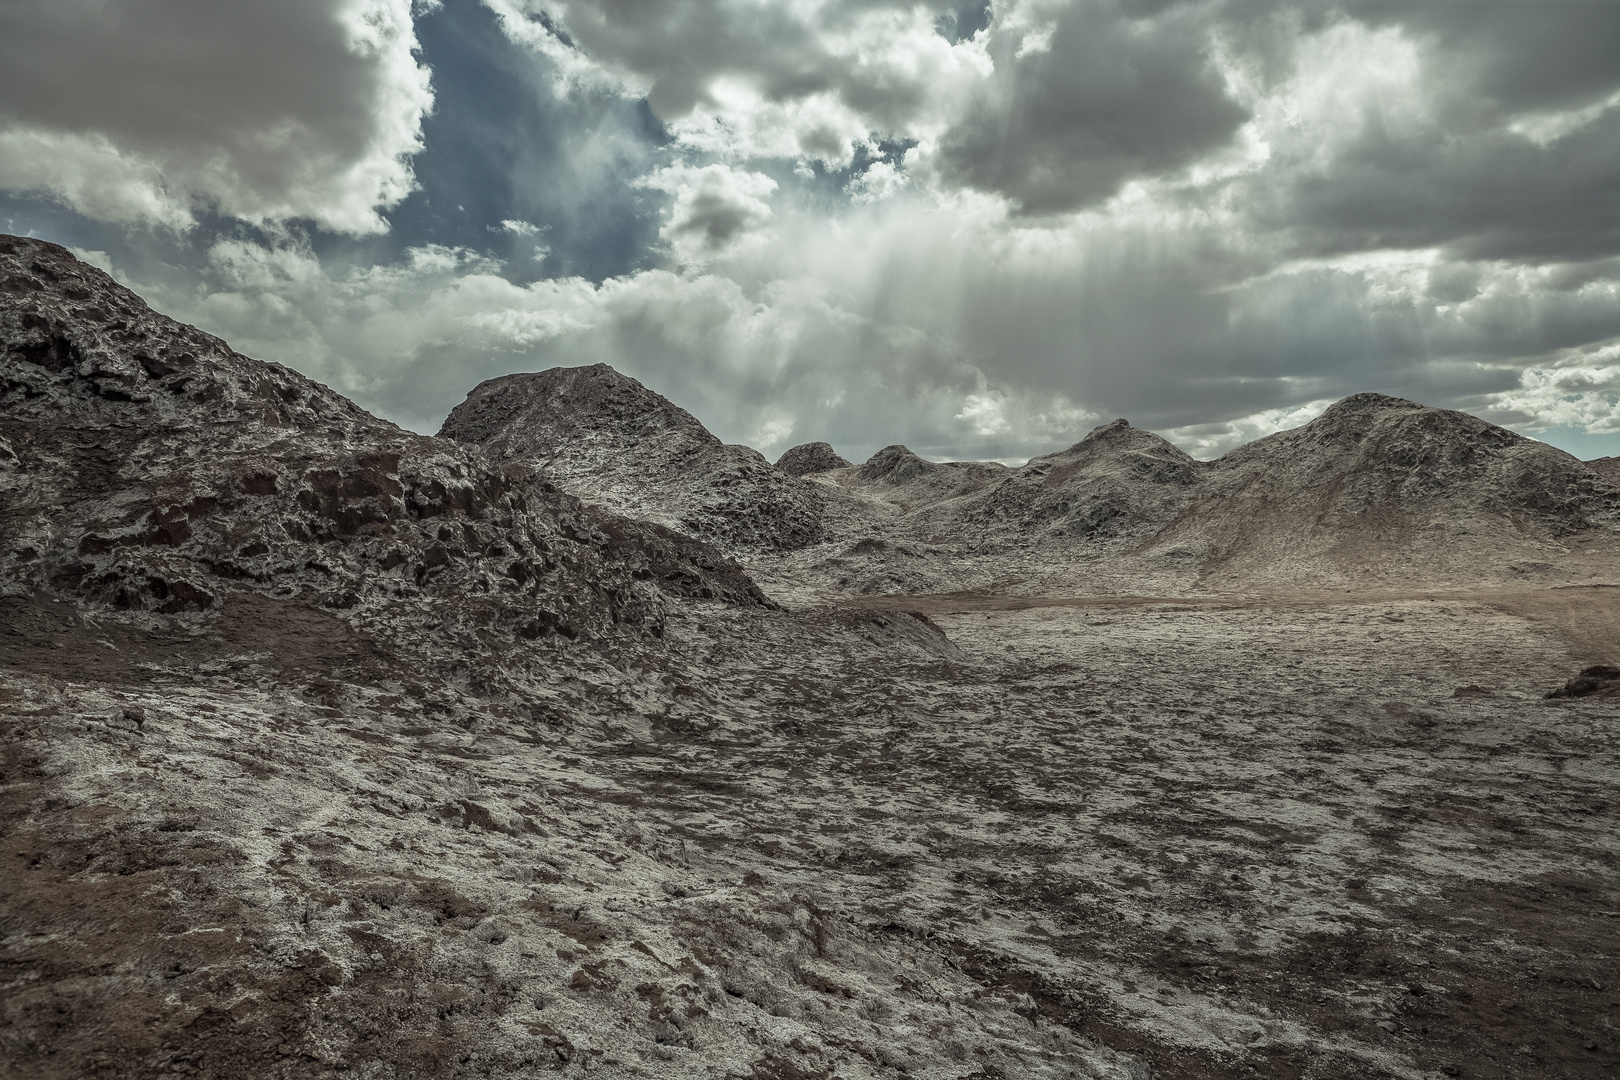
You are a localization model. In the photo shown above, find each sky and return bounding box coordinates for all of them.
[2,0,1618,464]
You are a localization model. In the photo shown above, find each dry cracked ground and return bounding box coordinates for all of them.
[4,578,1618,1080]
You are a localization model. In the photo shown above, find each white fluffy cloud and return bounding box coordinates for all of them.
[0,0,432,233]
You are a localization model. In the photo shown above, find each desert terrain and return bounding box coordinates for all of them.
[4,236,1619,1080]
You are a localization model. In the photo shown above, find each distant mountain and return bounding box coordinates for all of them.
[778,393,1620,587]
[440,365,825,553]
[1135,393,1620,580]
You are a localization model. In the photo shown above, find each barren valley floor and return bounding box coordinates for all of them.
[4,583,1617,1080]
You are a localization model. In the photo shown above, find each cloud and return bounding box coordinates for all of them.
[1213,9,1620,265]
[846,161,909,204]
[930,0,1250,214]
[484,0,991,167]
[0,0,432,233]
[1159,399,1337,461]
[7,0,1620,466]
[635,163,778,263]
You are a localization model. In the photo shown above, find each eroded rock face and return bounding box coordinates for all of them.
[774,440,849,476]
[0,238,768,633]
[440,366,825,554]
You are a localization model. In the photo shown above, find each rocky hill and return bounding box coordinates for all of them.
[1135,393,1620,582]
[774,440,849,476]
[766,395,1620,591]
[0,239,767,639]
[968,418,1202,541]
[439,366,824,554]
[1590,456,1620,485]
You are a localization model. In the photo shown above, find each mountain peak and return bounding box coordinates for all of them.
[441,363,823,553]
[441,364,717,454]
[859,444,936,483]
[777,441,851,476]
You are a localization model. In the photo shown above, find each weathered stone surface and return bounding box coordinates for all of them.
[440,365,824,554]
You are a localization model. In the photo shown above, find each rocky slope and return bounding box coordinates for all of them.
[439,367,824,554]
[0,239,766,644]
[1589,456,1620,485]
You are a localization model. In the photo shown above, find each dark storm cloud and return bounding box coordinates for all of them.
[1264,109,1620,263]
[1355,1,1620,114]
[935,0,1250,214]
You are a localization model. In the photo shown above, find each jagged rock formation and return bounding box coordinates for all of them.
[774,440,849,476]
[440,366,824,554]
[0,238,768,638]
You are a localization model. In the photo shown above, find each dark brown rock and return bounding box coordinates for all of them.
[1547,664,1620,698]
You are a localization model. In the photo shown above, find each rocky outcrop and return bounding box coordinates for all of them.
[1589,457,1620,486]
[1547,663,1620,698]
[774,440,849,476]
[440,366,824,554]
[0,237,769,636]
